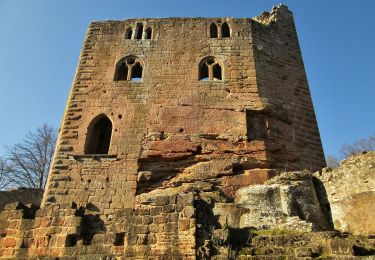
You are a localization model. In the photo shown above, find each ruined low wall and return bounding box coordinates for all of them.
[315,151,375,235]
[0,189,43,211]
[0,192,195,259]
[1,172,374,259]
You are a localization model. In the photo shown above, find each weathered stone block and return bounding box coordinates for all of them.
[315,152,375,235]
[2,238,17,248]
[154,196,170,206]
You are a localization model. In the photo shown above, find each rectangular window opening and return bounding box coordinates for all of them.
[114,232,125,246]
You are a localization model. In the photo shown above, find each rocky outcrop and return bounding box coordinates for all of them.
[1,160,375,259]
[212,172,330,233]
[315,152,375,235]
[237,231,375,259]
[236,172,330,231]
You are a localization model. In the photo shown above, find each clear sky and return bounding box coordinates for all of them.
[0,0,374,158]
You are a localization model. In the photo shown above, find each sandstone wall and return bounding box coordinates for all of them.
[0,189,42,211]
[0,192,195,258]
[251,6,325,171]
[42,16,266,212]
[315,151,375,235]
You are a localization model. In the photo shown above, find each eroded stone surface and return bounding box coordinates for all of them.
[212,172,330,232]
[315,151,375,235]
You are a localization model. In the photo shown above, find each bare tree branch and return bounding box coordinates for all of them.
[1,124,57,190]
[326,155,340,169]
[340,133,375,158]
[0,158,10,190]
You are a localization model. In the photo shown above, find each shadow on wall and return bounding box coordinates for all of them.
[0,188,43,211]
[311,176,334,230]
[72,204,107,246]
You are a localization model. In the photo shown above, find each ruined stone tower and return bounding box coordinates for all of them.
[43,4,324,208]
[0,5,330,259]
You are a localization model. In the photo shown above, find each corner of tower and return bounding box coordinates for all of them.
[252,3,294,25]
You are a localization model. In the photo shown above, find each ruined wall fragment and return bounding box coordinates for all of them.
[315,151,375,235]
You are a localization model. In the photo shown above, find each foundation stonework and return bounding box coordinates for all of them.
[2,5,373,259]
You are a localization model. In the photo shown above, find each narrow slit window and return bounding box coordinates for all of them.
[135,23,143,40]
[210,23,218,38]
[221,22,230,38]
[114,232,125,246]
[125,27,132,39]
[212,63,222,80]
[145,27,152,39]
[85,115,113,154]
[131,62,143,81]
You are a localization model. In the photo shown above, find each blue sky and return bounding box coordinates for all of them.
[0,0,374,158]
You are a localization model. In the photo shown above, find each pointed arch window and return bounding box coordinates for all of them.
[114,56,143,82]
[199,57,223,81]
[212,63,222,80]
[221,22,230,38]
[145,27,152,39]
[125,27,133,39]
[131,62,143,81]
[135,23,143,40]
[84,115,113,155]
[200,62,209,80]
[116,62,128,81]
[210,23,218,38]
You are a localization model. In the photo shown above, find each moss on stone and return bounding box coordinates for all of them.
[251,228,306,236]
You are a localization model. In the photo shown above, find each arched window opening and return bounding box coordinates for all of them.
[135,23,143,40]
[131,62,143,81]
[199,57,223,81]
[85,115,113,155]
[115,62,128,81]
[125,27,132,39]
[199,63,209,80]
[221,22,230,38]
[210,23,218,38]
[212,63,222,80]
[145,27,152,39]
[114,56,143,82]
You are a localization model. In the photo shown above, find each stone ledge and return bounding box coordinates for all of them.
[68,154,118,161]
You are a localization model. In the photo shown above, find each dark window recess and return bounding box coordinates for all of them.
[212,63,222,80]
[246,111,268,140]
[199,62,209,80]
[84,115,113,154]
[125,27,132,39]
[145,27,152,39]
[114,57,143,82]
[210,23,218,38]
[135,23,143,40]
[65,234,77,247]
[199,57,222,81]
[115,62,128,81]
[131,62,143,81]
[221,22,230,38]
[114,232,125,246]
